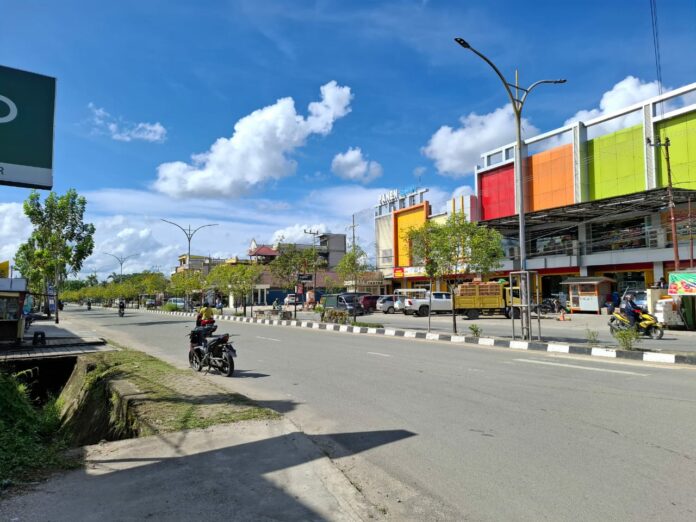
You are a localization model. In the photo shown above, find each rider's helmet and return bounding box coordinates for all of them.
[624,292,634,300]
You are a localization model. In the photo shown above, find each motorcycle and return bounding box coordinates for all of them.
[188,328,236,377]
[609,307,664,340]
[195,313,218,336]
[86,301,91,310]
[118,307,125,317]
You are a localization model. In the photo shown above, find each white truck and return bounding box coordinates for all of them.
[400,290,452,316]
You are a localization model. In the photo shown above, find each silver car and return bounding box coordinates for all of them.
[376,295,396,314]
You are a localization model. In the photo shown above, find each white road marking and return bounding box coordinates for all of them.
[514,358,648,376]
[367,352,391,357]
[256,336,281,342]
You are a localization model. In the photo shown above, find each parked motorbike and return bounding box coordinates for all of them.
[609,308,664,340]
[188,329,236,377]
[195,313,218,336]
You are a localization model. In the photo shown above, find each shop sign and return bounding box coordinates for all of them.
[378,189,399,205]
[668,272,696,295]
[404,266,425,276]
[393,267,404,278]
[0,65,56,189]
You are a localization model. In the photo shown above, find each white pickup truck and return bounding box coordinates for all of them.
[402,291,452,316]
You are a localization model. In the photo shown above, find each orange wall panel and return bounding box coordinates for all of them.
[527,143,574,211]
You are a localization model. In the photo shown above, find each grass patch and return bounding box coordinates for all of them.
[468,324,483,338]
[85,345,278,435]
[351,321,384,328]
[0,372,78,488]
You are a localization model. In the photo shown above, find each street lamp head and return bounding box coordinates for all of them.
[555,79,567,84]
[454,37,471,49]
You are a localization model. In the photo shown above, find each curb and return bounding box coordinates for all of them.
[140,309,696,367]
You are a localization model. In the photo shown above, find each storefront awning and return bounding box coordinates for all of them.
[481,188,696,232]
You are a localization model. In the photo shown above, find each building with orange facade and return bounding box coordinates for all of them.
[374,83,696,300]
[474,82,696,298]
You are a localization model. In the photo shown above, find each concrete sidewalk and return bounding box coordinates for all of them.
[0,318,380,521]
[0,420,376,521]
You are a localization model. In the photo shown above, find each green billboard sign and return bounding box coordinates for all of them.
[0,65,56,189]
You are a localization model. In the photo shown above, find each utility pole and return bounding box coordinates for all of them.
[304,228,321,305]
[347,214,359,322]
[689,196,694,269]
[647,137,680,271]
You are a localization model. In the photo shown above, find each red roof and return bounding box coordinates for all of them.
[248,245,278,257]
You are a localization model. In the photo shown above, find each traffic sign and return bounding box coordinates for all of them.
[298,273,313,282]
[0,65,56,189]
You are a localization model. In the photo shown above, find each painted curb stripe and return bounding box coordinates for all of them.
[138,308,690,366]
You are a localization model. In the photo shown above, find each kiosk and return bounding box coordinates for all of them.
[560,276,614,314]
[0,278,27,345]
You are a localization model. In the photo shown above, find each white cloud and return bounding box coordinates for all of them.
[413,166,426,178]
[88,103,167,143]
[154,81,353,198]
[271,223,328,245]
[331,147,382,184]
[0,203,32,265]
[451,185,474,198]
[422,104,538,177]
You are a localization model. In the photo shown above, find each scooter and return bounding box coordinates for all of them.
[87,301,92,310]
[609,307,664,340]
[118,305,125,317]
[188,329,236,377]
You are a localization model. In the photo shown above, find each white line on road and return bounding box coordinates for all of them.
[367,352,391,357]
[514,358,649,376]
[256,336,281,342]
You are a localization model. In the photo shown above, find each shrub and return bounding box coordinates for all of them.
[468,324,482,338]
[615,328,641,351]
[323,308,350,324]
[314,304,324,313]
[351,321,384,328]
[586,328,600,346]
[163,303,179,312]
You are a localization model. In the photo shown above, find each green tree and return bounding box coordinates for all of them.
[335,244,372,321]
[404,220,439,332]
[14,189,95,318]
[169,270,204,308]
[408,213,504,334]
[270,245,315,317]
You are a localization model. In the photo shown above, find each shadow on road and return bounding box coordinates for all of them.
[0,427,417,520]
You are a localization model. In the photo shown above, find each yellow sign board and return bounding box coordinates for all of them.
[0,260,9,278]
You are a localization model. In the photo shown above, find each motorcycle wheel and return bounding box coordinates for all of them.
[649,326,664,340]
[189,351,203,372]
[220,352,234,377]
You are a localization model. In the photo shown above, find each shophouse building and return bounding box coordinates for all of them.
[474,82,696,297]
[374,83,696,297]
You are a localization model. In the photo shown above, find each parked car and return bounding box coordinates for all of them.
[403,291,452,316]
[319,294,365,316]
[145,298,156,308]
[622,288,647,309]
[167,297,186,310]
[376,295,397,314]
[284,294,299,305]
[358,295,380,312]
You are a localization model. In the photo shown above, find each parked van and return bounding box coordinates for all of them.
[320,293,365,315]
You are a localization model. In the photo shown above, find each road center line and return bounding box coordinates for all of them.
[256,336,281,342]
[367,352,391,357]
[514,358,649,376]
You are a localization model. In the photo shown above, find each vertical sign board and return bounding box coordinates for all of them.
[0,65,56,189]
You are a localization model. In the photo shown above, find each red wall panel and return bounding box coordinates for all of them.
[479,163,515,220]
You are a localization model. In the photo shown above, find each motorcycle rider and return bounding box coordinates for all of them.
[199,301,215,324]
[620,292,640,327]
[118,298,125,316]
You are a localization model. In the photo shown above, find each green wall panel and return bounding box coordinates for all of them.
[656,111,696,190]
[588,124,645,200]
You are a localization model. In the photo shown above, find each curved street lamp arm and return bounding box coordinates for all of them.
[160,218,190,239]
[190,223,219,239]
[454,38,516,110]
[520,79,567,105]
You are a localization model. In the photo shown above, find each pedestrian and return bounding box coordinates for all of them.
[656,277,667,289]
[216,296,223,314]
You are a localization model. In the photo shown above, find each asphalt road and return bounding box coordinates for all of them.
[62,307,696,521]
[286,309,696,354]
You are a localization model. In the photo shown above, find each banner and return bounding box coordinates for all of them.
[0,65,56,189]
[668,272,696,295]
[0,260,8,277]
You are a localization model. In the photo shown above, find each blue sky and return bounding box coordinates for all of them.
[2,0,696,278]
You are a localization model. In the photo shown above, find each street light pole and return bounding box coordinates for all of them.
[161,219,218,310]
[104,252,139,282]
[454,38,566,340]
[304,228,321,305]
